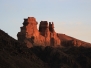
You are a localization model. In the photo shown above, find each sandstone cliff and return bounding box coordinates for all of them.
[17,17,91,48]
[17,17,60,48]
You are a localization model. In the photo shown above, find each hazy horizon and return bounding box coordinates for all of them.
[0,0,91,43]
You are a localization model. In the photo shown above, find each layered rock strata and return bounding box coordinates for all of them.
[17,17,60,48]
[17,17,91,48]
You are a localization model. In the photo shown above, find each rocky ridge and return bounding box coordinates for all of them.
[17,17,91,48]
[17,17,60,48]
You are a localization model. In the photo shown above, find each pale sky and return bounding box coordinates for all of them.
[0,0,91,43]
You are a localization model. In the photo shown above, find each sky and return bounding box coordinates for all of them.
[0,0,91,43]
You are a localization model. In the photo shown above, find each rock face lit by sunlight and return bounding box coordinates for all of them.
[17,17,91,48]
[17,17,60,48]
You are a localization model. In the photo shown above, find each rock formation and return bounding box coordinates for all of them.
[17,17,60,48]
[57,34,91,47]
[17,17,91,48]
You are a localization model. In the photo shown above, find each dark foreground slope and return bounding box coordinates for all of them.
[0,29,91,68]
[31,46,91,68]
[0,29,49,68]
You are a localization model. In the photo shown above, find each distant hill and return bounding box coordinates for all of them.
[58,33,91,47]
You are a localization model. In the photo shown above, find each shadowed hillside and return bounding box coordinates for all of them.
[0,29,49,68]
[31,46,91,68]
[0,29,91,68]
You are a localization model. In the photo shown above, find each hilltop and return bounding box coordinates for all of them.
[17,17,91,48]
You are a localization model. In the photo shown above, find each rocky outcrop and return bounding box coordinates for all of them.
[57,33,91,47]
[17,17,60,48]
[17,17,91,48]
